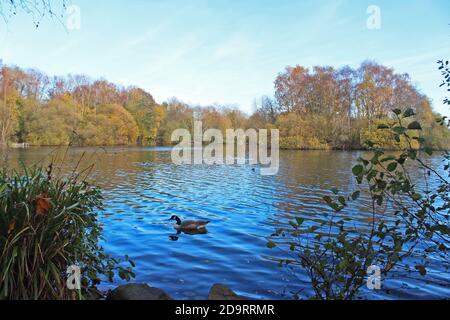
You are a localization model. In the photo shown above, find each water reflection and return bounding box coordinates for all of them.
[169,229,209,242]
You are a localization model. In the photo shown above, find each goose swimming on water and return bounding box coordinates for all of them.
[169,215,210,232]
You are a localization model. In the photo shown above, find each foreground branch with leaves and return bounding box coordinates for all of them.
[267,61,450,300]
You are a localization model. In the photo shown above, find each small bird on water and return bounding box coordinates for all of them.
[169,215,210,232]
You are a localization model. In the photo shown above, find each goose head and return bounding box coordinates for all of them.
[169,215,181,225]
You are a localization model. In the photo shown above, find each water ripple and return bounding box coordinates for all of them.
[6,147,449,300]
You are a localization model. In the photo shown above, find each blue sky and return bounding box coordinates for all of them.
[0,0,449,116]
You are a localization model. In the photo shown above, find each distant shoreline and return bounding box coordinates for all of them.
[4,144,448,152]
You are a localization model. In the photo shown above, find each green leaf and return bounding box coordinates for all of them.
[397,155,406,164]
[411,193,422,201]
[328,202,343,212]
[387,162,398,172]
[393,108,402,115]
[295,217,305,226]
[118,270,127,279]
[424,147,433,156]
[375,195,383,206]
[413,136,425,144]
[393,127,407,135]
[415,265,427,276]
[408,150,417,160]
[431,225,450,235]
[266,241,276,249]
[351,191,360,200]
[356,175,363,184]
[407,121,422,130]
[403,108,415,118]
[367,169,377,181]
[380,155,396,162]
[377,124,390,129]
[352,165,364,176]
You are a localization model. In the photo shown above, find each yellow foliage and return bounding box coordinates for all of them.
[360,118,420,150]
[276,113,330,149]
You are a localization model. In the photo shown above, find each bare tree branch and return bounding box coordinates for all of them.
[0,0,67,26]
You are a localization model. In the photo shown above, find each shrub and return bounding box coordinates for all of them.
[279,136,329,150]
[268,106,449,300]
[0,164,134,300]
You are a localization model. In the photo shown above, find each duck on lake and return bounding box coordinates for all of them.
[169,215,210,233]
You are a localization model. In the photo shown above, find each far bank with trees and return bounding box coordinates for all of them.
[1,60,449,150]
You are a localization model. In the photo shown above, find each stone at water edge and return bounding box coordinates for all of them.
[85,288,105,300]
[108,283,172,300]
[208,283,247,300]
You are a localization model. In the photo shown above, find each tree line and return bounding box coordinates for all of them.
[0,60,449,149]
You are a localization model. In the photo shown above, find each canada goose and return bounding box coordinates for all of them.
[169,215,210,232]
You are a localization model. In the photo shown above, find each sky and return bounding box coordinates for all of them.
[0,0,449,116]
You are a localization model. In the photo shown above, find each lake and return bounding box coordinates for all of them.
[4,147,450,299]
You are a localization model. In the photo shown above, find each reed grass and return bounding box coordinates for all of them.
[0,163,134,300]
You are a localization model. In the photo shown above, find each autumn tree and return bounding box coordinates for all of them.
[124,88,164,145]
[275,66,310,114]
[0,64,20,145]
[158,98,194,146]
[0,61,447,150]
[273,61,446,150]
[249,96,279,130]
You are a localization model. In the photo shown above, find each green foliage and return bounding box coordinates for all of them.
[360,118,417,150]
[269,113,449,298]
[0,164,134,300]
[438,60,450,108]
[350,107,449,268]
[269,216,406,300]
[268,99,449,299]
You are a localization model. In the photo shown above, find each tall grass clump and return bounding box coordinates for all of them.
[0,164,134,300]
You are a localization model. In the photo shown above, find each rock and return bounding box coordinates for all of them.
[84,288,105,300]
[108,283,172,300]
[208,284,247,300]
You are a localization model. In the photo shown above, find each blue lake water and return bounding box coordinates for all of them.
[5,147,450,299]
